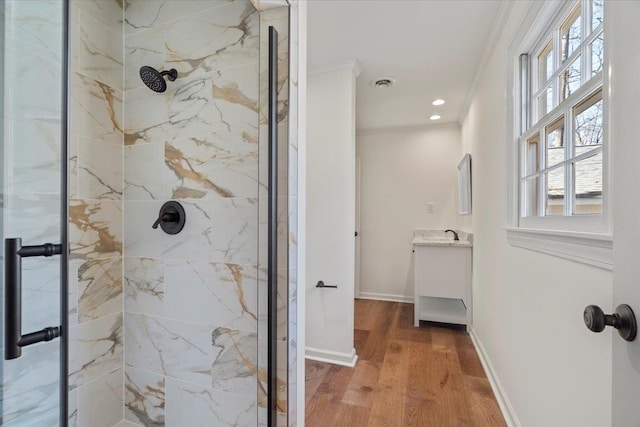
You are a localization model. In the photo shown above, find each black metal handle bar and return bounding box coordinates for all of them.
[5,238,62,360]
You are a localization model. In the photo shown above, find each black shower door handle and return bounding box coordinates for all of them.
[5,238,62,360]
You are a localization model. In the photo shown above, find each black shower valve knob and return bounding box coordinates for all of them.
[152,201,186,235]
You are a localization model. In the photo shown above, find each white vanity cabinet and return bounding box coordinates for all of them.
[413,243,472,328]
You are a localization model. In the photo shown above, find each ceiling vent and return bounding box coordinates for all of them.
[371,78,395,88]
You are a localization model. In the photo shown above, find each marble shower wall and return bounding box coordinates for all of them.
[122,1,264,425]
[68,1,124,426]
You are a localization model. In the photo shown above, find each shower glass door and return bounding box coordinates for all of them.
[0,0,67,426]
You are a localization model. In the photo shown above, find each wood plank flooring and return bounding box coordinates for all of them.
[305,299,506,427]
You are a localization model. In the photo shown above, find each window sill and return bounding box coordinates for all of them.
[504,227,613,270]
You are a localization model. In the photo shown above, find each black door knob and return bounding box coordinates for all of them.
[584,304,637,342]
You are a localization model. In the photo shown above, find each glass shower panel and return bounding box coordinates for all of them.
[1,1,65,426]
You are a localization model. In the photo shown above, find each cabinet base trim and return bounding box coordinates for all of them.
[357,292,413,303]
[305,347,358,367]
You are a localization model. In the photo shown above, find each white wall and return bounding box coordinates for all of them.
[357,125,461,301]
[305,64,358,365]
[461,2,613,426]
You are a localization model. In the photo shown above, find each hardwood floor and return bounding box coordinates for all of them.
[305,299,506,427]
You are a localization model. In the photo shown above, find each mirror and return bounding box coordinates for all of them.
[458,153,472,215]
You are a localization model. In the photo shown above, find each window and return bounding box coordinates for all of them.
[518,0,605,227]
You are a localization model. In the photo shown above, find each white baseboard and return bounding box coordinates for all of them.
[305,346,358,367]
[468,327,521,427]
[357,292,413,303]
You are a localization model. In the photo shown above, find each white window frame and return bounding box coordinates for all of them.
[505,0,612,270]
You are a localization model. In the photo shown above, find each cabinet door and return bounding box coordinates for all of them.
[414,246,469,299]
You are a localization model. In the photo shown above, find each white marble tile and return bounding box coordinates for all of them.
[210,198,259,264]
[125,143,166,200]
[276,268,288,341]
[211,327,258,396]
[163,1,259,77]
[69,5,80,71]
[123,84,169,146]
[69,260,80,327]
[69,312,123,389]
[70,71,123,145]
[78,368,124,427]
[164,135,258,199]
[69,387,79,427]
[276,339,288,414]
[168,76,215,142]
[4,194,61,258]
[163,64,260,199]
[70,136,80,199]
[4,0,63,58]
[124,199,213,261]
[77,257,123,323]
[70,198,123,260]
[125,367,165,427]
[124,0,232,35]
[165,378,256,426]
[124,257,164,317]
[78,138,123,200]
[77,10,123,90]
[4,38,61,119]
[124,75,213,146]
[21,267,60,333]
[6,118,62,195]
[73,0,123,29]
[125,198,258,263]
[0,341,60,427]
[278,122,290,198]
[124,25,166,92]
[125,313,211,386]
[259,7,289,54]
[165,260,258,331]
[259,52,289,126]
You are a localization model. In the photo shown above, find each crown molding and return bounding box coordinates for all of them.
[458,0,515,125]
[356,121,459,136]
[308,59,362,78]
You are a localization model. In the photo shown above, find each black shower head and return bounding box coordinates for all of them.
[139,66,178,93]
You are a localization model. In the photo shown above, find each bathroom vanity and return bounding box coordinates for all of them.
[412,230,472,328]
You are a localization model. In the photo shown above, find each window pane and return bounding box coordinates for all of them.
[546,167,565,216]
[592,0,603,31]
[524,177,540,217]
[546,118,565,168]
[591,33,604,76]
[573,151,603,214]
[538,86,554,117]
[526,134,539,175]
[574,95,603,155]
[561,55,581,100]
[538,41,554,84]
[561,6,582,61]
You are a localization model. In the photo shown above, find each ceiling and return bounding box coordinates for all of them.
[307,0,504,130]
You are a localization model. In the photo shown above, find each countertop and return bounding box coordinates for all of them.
[412,229,473,247]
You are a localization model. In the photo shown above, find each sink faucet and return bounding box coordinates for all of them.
[444,229,459,241]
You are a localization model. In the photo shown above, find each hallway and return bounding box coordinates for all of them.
[305,300,506,426]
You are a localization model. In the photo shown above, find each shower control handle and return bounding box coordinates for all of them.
[152,201,186,235]
[152,213,178,229]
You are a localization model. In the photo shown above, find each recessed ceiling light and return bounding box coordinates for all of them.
[371,77,396,88]
[430,115,441,120]
[432,99,445,106]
